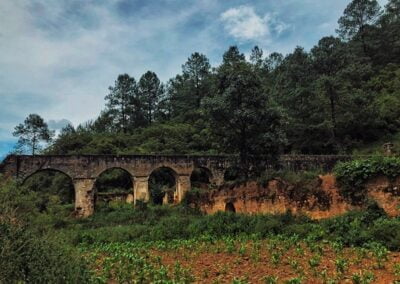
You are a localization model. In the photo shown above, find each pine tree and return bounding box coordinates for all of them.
[13,114,54,155]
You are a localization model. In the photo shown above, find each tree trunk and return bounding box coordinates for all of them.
[329,87,337,146]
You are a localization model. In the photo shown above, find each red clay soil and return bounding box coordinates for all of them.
[195,175,400,219]
[153,244,400,283]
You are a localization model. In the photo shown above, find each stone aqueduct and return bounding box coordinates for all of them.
[0,154,351,217]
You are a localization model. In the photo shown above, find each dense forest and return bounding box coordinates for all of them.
[42,0,400,159]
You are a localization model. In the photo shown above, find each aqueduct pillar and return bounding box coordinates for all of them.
[133,176,150,203]
[74,178,95,217]
[176,175,191,202]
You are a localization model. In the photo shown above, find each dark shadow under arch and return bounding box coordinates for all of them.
[22,169,75,211]
[94,167,133,206]
[149,167,177,205]
[190,167,212,188]
[224,166,241,182]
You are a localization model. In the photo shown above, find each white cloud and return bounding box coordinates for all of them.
[220,6,289,42]
[220,6,270,41]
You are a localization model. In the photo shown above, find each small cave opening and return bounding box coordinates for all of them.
[225,202,236,213]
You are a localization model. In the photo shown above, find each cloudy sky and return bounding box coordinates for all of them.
[0,0,388,158]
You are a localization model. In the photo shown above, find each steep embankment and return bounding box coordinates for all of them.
[190,175,400,219]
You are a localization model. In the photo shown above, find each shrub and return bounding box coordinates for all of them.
[0,220,90,283]
[334,156,400,204]
[368,218,400,250]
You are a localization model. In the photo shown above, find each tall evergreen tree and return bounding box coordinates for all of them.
[204,46,286,175]
[182,52,211,108]
[249,46,264,68]
[138,71,163,125]
[272,47,320,153]
[376,0,400,65]
[311,37,348,148]
[105,74,140,133]
[264,52,284,72]
[337,0,382,53]
[13,114,54,155]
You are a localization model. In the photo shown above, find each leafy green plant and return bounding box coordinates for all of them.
[308,254,321,269]
[335,257,348,275]
[351,270,375,284]
[232,277,249,284]
[334,156,400,204]
[271,251,282,266]
[263,275,278,284]
[239,243,247,256]
[367,242,389,269]
[284,277,302,284]
[394,263,400,277]
[289,258,299,271]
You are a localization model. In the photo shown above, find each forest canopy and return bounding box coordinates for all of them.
[34,0,400,157]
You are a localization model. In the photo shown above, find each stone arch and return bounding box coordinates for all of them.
[148,166,178,205]
[225,202,236,213]
[22,168,73,185]
[22,168,75,210]
[190,166,212,188]
[93,166,134,181]
[94,167,134,206]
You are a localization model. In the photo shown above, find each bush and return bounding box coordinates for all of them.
[334,156,400,204]
[0,220,90,283]
[369,218,400,250]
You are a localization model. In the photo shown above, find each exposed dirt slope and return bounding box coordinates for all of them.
[191,175,400,219]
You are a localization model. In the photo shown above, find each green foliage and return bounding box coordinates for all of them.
[334,156,400,204]
[105,73,142,133]
[204,47,287,174]
[25,0,397,158]
[337,0,382,41]
[0,221,90,283]
[80,242,194,283]
[95,168,132,194]
[13,113,54,155]
[351,271,375,284]
[0,177,90,283]
[23,170,75,208]
[138,71,163,125]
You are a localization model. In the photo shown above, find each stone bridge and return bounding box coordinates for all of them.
[0,154,352,217]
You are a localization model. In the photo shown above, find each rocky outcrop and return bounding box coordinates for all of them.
[190,175,400,219]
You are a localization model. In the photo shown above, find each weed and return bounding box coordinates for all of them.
[335,257,348,275]
[351,270,375,284]
[263,275,278,284]
[284,277,302,284]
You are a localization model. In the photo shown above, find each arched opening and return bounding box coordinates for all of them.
[149,167,177,205]
[94,168,133,208]
[224,166,241,182]
[225,202,236,213]
[190,167,212,189]
[22,169,74,213]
